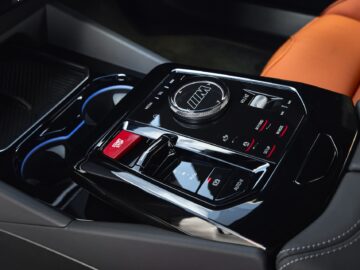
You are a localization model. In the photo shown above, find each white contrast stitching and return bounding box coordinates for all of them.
[279,219,360,254]
[279,232,360,270]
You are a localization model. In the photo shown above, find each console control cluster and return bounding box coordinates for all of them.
[102,130,262,204]
[74,64,358,249]
[97,68,306,206]
[128,69,306,163]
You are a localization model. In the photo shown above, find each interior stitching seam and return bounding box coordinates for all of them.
[279,231,360,270]
[279,218,360,255]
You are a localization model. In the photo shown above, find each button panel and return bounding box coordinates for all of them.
[128,70,305,163]
[121,68,306,206]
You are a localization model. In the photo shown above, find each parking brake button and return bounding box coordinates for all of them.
[103,130,142,159]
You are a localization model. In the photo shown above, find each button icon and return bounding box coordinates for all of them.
[244,138,256,152]
[240,93,250,104]
[212,179,221,186]
[233,179,245,191]
[243,141,250,147]
[145,102,153,110]
[276,124,289,137]
[265,145,277,158]
[263,145,271,155]
[222,134,229,142]
[255,119,269,132]
[112,138,124,148]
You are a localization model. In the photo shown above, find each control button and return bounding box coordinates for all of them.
[243,138,256,153]
[222,134,229,142]
[166,161,212,193]
[262,144,276,159]
[103,130,142,160]
[240,92,251,104]
[249,95,268,109]
[169,78,230,123]
[197,168,232,200]
[275,124,289,138]
[255,119,269,132]
[216,170,251,200]
[144,102,153,110]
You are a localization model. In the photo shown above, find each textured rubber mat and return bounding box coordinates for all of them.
[0,48,88,150]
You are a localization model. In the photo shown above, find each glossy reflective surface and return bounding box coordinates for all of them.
[74,64,358,254]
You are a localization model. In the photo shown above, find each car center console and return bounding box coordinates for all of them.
[0,2,359,268]
[73,63,358,252]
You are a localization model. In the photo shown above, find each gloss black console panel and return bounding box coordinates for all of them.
[128,69,306,163]
[74,64,358,253]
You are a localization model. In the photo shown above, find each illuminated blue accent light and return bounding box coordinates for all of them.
[20,121,85,178]
[20,84,133,179]
[81,85,133,114]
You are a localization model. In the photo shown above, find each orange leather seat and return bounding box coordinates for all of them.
[261,0,360,103]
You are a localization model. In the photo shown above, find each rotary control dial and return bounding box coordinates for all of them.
[169,78,230,123]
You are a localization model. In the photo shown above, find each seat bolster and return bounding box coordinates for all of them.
[261,15,360,98]
[323,0,360,22]
[352,87,360,103]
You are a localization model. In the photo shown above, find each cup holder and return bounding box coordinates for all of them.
[82,85,133,126]
[18,74,135,186]
[20,121,85,184]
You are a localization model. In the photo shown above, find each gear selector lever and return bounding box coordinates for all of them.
[135,134,177,176]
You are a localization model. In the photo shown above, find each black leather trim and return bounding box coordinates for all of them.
[349,102,360,172]
[277,172,360,270]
